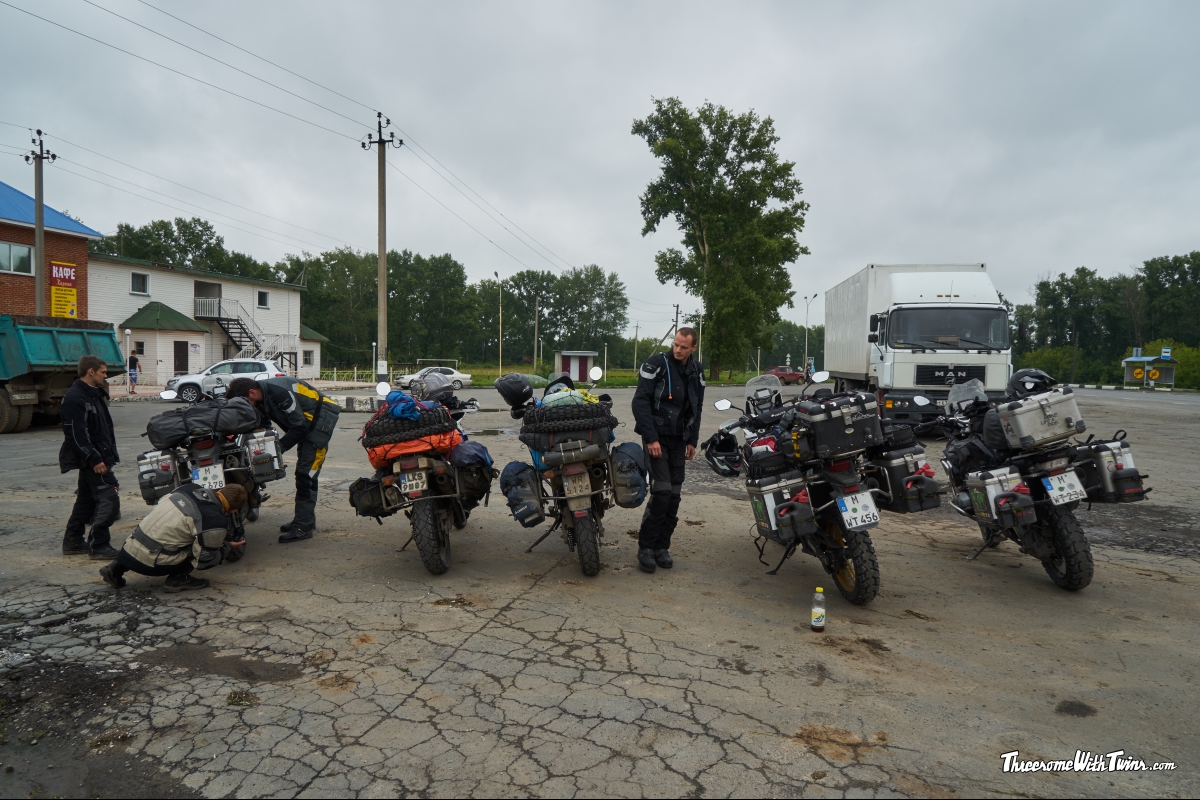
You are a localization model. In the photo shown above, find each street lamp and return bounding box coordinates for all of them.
[372,342,377,383]
[803,293,819,374]
[494,271,503,373]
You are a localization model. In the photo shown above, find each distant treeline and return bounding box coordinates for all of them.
[1008,252,1200,388]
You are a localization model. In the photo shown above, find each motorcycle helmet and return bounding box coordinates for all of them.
[544,372,575,397]
[1006,368,1056,400]
[702,430,743,477]
[410,372,454,404]
[494,373,533,409]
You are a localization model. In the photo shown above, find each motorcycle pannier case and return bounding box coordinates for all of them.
[966,467,1035,528]
[137,450,178,504]
[450,441,497,510]
[347,476,403,519]
[996,388,1086,450]
[793,392,884,458]
[246,430,286,482]
[609,442,647,508]
[500,462,545,528]
[744,469,817,545]
[1074,439,1145,503]
[871,445,941,513]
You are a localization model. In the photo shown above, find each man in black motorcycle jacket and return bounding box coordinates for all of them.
[59,355,121,559]
[226,376,341,543]
[630,327,704,573]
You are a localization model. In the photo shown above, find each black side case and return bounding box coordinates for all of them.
[794,393,884,459]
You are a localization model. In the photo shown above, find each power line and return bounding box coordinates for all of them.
[0,1,360,142]
[81,0,372,132]
[135,0,376,114]
[50,162,323,252]
[46,134,361,248]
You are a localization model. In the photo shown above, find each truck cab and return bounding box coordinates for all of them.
[825,264,1012,422]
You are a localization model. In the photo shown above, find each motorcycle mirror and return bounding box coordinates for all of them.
[375,381,391,397]
[713,398,733,411]
[810,370,830,384]
[589,366,603,382]
[913,396,932,407]
[159,390,178,400]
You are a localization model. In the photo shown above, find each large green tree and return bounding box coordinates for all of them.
[632,98,809,379]
[279,249,378,365]
[90,217,277,281]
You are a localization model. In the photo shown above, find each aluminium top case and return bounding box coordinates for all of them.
[793,392,884,459]
[996,387,1085,450]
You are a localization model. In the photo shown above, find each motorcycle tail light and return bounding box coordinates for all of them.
[844,485,859,492]
[830,459,852,472]
[408,491,421,498]
[399,459,419,471]
[194,440,214,450]
[199,459,213,466]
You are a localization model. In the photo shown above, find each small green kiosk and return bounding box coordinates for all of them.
[1122,347,1179,389]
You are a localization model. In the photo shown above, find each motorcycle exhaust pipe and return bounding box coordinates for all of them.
[590,466,605,480]
[435,473,450,486]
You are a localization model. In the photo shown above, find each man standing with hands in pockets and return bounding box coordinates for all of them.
[630,327,704,573]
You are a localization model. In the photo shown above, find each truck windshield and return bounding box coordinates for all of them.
[887,308,1008,350]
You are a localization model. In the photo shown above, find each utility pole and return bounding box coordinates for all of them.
[673,304,680,339]
[25,130,56,316]
[802,292,819,373]
[494,271,503,372]
[632,322,639,368]
[533,295,539,374]
[362,112,402,382]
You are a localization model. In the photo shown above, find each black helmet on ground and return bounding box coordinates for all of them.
[702,430,742,478]
[1006,368,1056,400]
[494,373,533,409]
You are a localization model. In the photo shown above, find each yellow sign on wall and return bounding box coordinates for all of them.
[50,261,78,318]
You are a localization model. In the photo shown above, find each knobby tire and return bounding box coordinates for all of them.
[827,518,881,605]
[574,512,601,577]
[412,500,452,575]
[1039,507,1093,591]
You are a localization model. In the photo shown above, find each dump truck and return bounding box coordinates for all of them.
[0,315,126,433]
[824,264,1012,422]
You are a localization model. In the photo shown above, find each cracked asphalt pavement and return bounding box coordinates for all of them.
[1,387,1196,798]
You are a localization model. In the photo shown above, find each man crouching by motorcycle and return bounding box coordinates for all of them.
[631,327,704,573]
[225,376,341,543]
[98,483,247,592]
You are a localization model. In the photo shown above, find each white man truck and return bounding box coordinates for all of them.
[824,264,1011,422]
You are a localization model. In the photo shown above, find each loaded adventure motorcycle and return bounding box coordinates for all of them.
[918,373,1150,591]
[703,371,941,605]
[137,382,286,562]
[349,373,495,575]
[496,369,648,577]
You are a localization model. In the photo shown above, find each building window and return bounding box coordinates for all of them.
[0,241,33,275]
[257,290,270,308]
[133,341,145,354]
[131,272,150,294]
[302,350,314,366]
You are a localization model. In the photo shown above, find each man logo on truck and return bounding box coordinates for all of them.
[934,367,969,383]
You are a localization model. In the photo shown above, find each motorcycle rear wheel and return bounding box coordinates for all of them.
[1038,507,1093,591]
[574,513,601,577]
[826,518,880,605]
[412,500,451,575]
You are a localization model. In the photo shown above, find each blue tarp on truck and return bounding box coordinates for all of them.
[0,315,125,433]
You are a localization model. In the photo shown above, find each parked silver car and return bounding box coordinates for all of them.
[396,365,472,390]
[165,358,285,403]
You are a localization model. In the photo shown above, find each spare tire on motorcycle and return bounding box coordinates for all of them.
[145,397,260,449]
[449,441,498,510]
[609,442,648,508]
[500,461,545,528]
[520,401,617,432]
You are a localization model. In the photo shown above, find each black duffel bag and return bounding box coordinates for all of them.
[146,397,260,449]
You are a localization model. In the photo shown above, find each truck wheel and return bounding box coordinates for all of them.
[411,500,451,575]
[12,405,33,432]
[574,513,601,577]
[0,394,17,434]
[1039,508,1093,591]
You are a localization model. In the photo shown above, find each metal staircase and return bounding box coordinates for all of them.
[194,298,299,375]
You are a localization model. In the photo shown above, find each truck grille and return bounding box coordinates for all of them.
[914,365,986,386]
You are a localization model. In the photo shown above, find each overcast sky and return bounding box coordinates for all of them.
[2,0,1197,331]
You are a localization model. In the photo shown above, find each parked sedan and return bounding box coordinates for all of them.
[763,365,806,385]
[396,365,472,390]
[165,358,285,402]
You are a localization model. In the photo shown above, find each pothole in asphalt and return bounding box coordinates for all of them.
[139,644,302,682]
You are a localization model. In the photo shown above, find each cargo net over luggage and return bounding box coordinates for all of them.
[360,390,462,470]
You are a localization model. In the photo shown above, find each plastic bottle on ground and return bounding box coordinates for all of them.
[811,587,826,632]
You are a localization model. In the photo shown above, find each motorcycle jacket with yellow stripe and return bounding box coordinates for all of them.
[122,483,231,569]
[257,377,341,451]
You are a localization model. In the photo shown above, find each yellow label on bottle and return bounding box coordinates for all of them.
[811,610,826,627]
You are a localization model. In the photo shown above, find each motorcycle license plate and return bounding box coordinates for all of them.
[837,491,880,530]
[192,465,225,490]
[563,472,591,498]
[399,471,428,493]
[1042,473,1086,505]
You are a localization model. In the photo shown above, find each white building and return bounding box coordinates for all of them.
[88,254,324,384]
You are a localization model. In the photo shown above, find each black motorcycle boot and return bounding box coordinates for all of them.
[164,574,210,593]
[654,549,674,569]
[637,548,658,573]
[279,526,315,544]
[98,562,126,589]
[90,544,120,560]
[63,536,90,556]
[279,520,298,533]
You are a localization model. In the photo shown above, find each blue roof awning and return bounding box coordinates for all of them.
[0,179,103,238]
